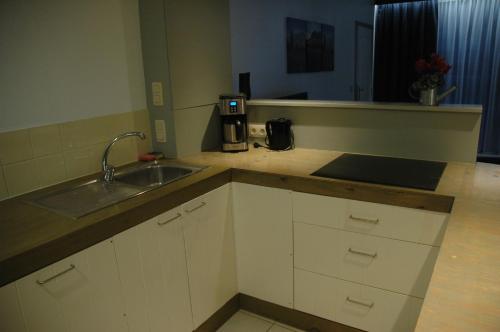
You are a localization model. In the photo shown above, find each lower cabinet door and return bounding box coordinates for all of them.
[295,269,423,332]
[113,208,193,332]
[232,182,293,308]
[183,184,238,328]
[15,240,128,332]
[0,283,27,332]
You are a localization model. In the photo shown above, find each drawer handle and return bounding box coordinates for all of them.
[346,296,374,308]
[36,264,76,285]
[348,247,378,258]
[185,201,206,213]
[157,213,182,226]
[349,215,379,224]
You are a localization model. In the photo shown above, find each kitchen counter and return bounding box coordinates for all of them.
[0,162,232,286]
[1,147,499,331]
[247,99,483,114]
[180,147,500,332]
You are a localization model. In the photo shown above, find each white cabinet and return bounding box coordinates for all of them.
[292,191,449,331]
[293,192,448,246]
[10,240,127,332]
[232,183,293,308]
[294,222,440,298]
[113,207,193,332]
[0,283,26,332]
[295,269,423,332]
[182,184,237,328]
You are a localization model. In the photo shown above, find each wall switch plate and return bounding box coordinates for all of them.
[152,82,164,106]
[155,119,167,143]
[248,123,266,138]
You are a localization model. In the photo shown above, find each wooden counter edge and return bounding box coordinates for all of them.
[231,168,454,213]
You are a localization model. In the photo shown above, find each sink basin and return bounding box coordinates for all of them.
[115,164,200,187]
[32,181,145,219]
[29,162,204,219]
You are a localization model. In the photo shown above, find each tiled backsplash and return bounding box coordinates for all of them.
[0,110,152,200]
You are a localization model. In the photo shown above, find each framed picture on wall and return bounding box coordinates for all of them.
[286,17,335,73]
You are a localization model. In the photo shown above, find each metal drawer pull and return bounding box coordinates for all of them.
[157,213,182,226]
[346,296,374,308]
[348,247,378,258]
[349,215,379,224]
[185,201,206,213]
[36,264,76,285]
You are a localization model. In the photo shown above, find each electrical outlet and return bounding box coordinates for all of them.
[248,123,266,138]
[152,82,164,106]
[155,120,166,143]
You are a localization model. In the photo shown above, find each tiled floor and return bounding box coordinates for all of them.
[217,310,305,332]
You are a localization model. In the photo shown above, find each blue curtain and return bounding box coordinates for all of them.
[437,0,500,156]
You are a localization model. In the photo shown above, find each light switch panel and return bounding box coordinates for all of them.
[152,82,164,106]
[155,120,167,143]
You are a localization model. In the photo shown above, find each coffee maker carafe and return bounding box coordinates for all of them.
[219,95,248,152]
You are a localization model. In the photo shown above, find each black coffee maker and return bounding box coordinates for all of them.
[219,95,248,152]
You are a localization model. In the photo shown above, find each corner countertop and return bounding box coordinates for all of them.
[180,147,500,332]
[1,147,499,332]
[247,99,483,114]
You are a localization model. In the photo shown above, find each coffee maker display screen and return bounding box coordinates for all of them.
[229,100,238,113]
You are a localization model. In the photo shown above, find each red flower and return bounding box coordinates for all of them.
[415,58,430,73]
[415,54,452,75]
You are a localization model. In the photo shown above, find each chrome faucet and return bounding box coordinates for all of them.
[102,131,146,182]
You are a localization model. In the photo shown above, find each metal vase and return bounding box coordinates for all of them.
[419,88,439,106]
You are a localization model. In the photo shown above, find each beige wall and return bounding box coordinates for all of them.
[249,105,481,163]
[174,105,221,157]
[0,110,151,200]
[0,0,146,132]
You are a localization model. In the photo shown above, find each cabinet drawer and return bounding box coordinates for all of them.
[294,269,422,332]
[294,222,439,298]
[292,192,448,245]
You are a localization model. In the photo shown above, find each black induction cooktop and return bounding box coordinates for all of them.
[311,154,447,191]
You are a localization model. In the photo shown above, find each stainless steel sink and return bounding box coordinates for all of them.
[29,162,204,219]
[114,164,201,187]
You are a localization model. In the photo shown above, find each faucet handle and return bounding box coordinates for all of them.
[103,165,115,182]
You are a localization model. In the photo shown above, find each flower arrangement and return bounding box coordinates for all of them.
[412,53,452,91]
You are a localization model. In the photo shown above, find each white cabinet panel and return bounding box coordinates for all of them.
[16,240,127,332]
[293,191,348,227]
[183,184,237,328]
[113,207,193,332]
[295,269,423,332]
[347,200,448,246]
[293,192,448,246]
[0,283,27,332]
[232,183,293,308]
[294,222,439,298]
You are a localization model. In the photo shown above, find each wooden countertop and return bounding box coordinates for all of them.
[1,147,499,331]
[180,147,500,332]
[0,162,232,286]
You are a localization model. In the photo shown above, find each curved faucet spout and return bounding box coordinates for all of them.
[102,131,146,182]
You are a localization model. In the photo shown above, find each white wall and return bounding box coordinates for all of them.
[0,0,146,132]
[248,105,481,163]
[229,0,373,100]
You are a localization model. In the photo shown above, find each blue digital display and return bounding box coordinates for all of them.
[229,101,237,107]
